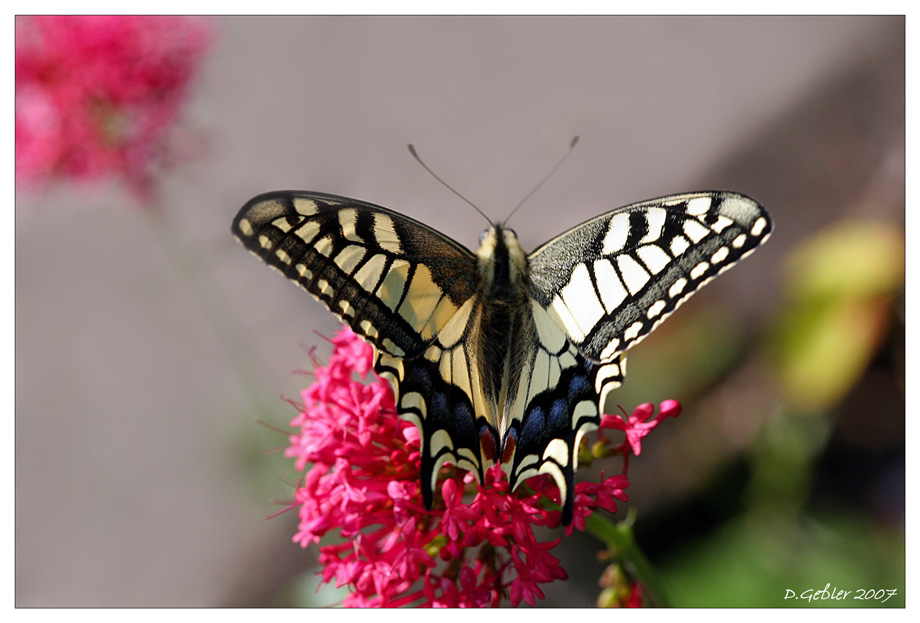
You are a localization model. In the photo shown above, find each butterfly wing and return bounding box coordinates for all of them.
[501,191,771,522]
[232,191,494,506]
[500,300,625,524]
[527,191,772,363]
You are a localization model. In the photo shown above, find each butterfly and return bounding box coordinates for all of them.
[232,188,771,524]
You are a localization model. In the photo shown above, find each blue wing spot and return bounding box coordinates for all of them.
[430,392,450,421]
[452,400,476,439]
[567,374,588,400]
[549,398,568,429]
[522,405,545,442]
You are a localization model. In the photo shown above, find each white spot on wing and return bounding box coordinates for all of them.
[594,362,621,393]
[296,221,321,245]
[314,236,334,257]
[436,297,475,348]
[551,296,587,343]
[293,198,319,215]
[711,215,733,233]
[560,264,605,337]
[624,321,643,342]
[668,277,687,298]
[683,220,710,243]
[592,259,627,315]
[639,208,666,243]
[686,196,712,216]
[711,246,729,264]
[400,391,427,417]
[636,244,671,274]
[373,213,402,253]
[572,400,597,430]
[431,429,454,453]
[617,255,650,295]
[451,347,472,399]
[338,208,362,242]
[647,299,667,319]
[670,235,691,257]
[354,255,386,292]
[337,299,355,318]
[397,263,443,326]
[333,244,367,274]
[600,338,621,361]
[375,259,411,310]
[542,439,569,465]
[295,263,312,279]
[602,213,631,254]
[690,261,710,280]
[531,300,568,352]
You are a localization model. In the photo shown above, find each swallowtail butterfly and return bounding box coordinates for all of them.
[233,186,771,524]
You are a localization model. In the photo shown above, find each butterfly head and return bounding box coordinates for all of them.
[476,225,528,289]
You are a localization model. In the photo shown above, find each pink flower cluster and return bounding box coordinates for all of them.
[15,16,212,201]
[284,329,679,607]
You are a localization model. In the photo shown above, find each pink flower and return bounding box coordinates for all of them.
[600,400,681,456]
[15,16,213,203]
[283,328,678,607]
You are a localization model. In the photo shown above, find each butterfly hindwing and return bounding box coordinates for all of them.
[495,297,626,523]
[527,191,772,363]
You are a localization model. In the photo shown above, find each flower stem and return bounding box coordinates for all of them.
[585,511,670,607]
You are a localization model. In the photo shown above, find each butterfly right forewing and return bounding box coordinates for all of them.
[527,191,772,365]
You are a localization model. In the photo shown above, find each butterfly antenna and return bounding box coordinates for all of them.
[502,135,579,226]
[408,144,493,226]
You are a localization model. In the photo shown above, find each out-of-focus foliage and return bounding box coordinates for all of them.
[645,219,904,607]
[768,221,904,412]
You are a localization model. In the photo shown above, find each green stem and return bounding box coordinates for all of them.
[585,511,671,607]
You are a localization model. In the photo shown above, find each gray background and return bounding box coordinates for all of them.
[16,16,903,606]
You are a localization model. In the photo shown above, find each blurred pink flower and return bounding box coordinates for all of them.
[597,563,646,608]
[15,15,213,202]
[284,328,678,607]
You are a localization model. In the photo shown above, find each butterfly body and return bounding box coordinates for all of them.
[233,190,771,524]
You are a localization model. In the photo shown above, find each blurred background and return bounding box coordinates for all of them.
[15,16,904,607]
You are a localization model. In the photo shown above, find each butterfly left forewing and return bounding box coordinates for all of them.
[233,191,484,358]
[232,191,497,509]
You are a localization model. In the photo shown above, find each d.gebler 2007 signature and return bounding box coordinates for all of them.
[784,584,898,604]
